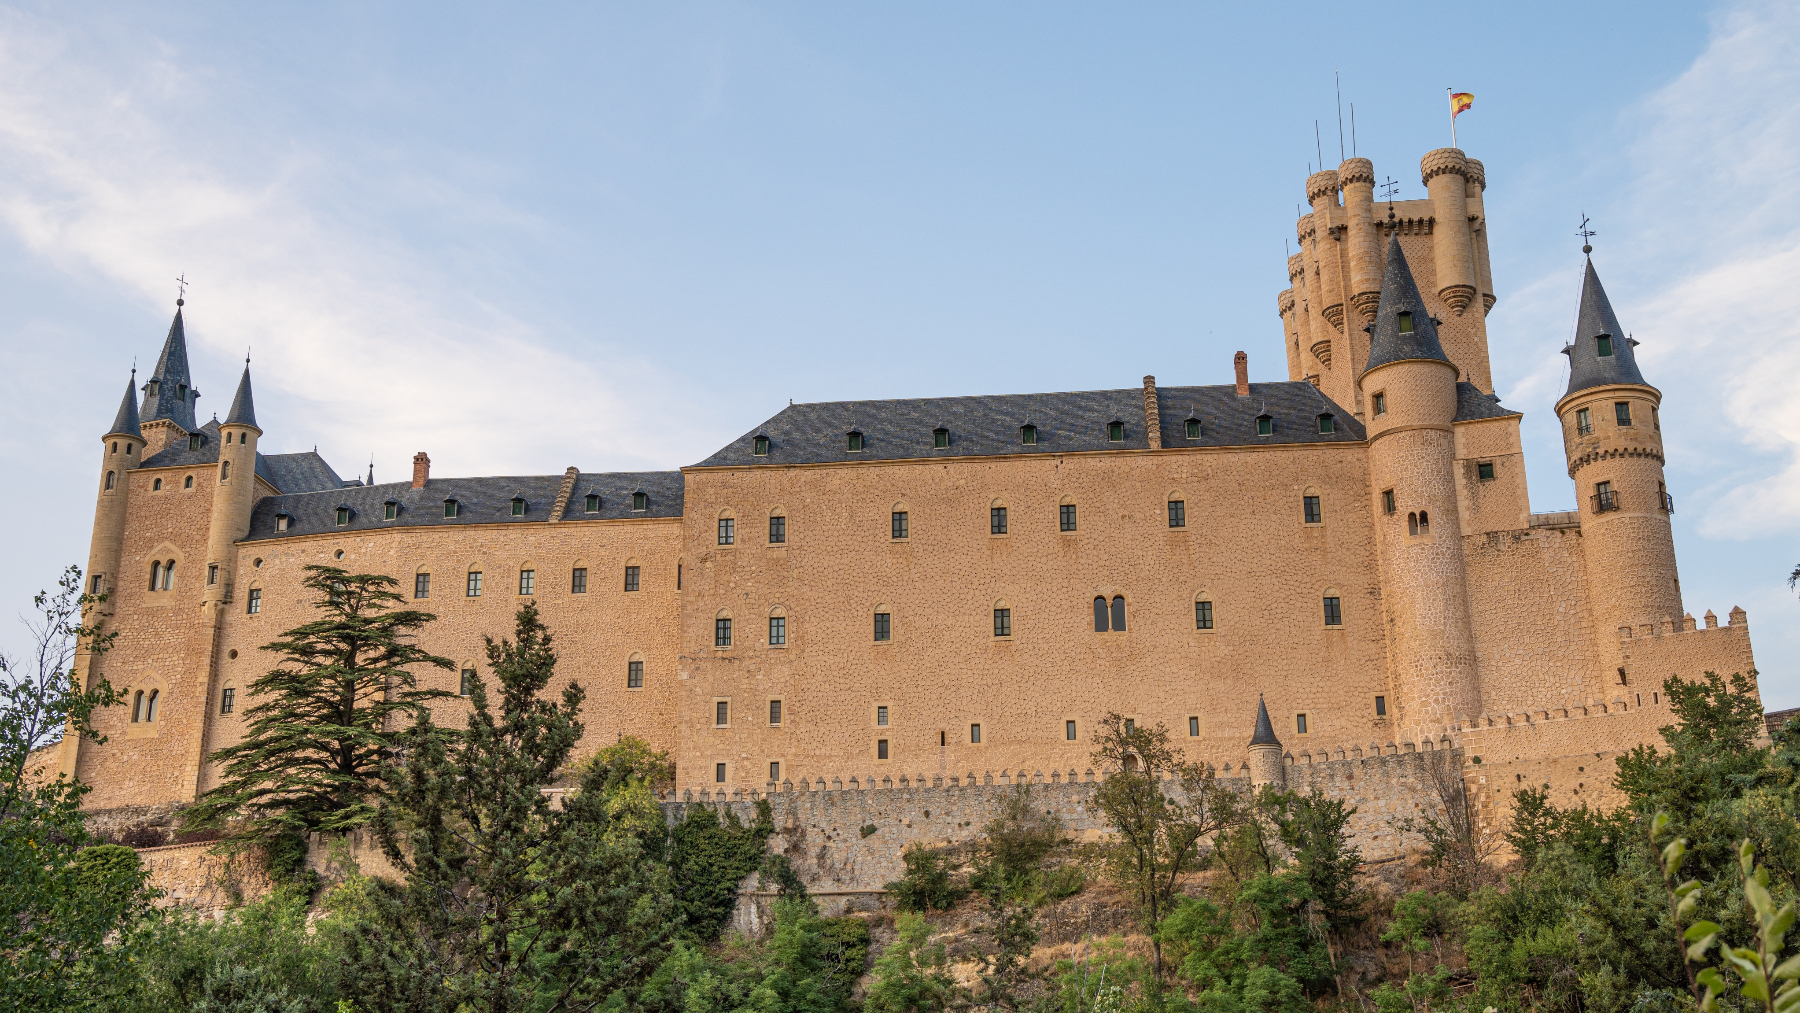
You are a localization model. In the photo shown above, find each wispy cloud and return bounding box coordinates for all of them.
[0,9,703,480]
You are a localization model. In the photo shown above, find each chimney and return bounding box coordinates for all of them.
[1141,375,1162,449]
[1234,352,1250,396]
[412,452,430,489]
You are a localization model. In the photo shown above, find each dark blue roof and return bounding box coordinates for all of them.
[693,381,1363,468]
[106,372,142,439]
[139,421,343,495]
[143,307,200,429]
[242,470,684,542]
[224,365,258,428]
[1250,696,1281,747]
[1453,382,1521,423]
[1563,258,1649,396]
[1363,237,1451,375]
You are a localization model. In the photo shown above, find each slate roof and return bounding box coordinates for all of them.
[692,381,1364,468]
[224,365,258,428]
[1563,258,1649,396]
[1363,236,1451,375]
[242,470,685,543]
[143,306,200,430]
[1453,382,1521,423]
[1250,696,1281,747]
[106,372,142,439]
[138,420,343,495]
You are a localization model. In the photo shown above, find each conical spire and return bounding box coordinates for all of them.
[106,370,141,439]
[1562,258,1648,396]
[1249,695,1281,747]
[143,304,199,429]
[1363,236,1451,375]
[224,362,258,429]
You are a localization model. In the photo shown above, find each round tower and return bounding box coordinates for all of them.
[1359,237,1481,736]
[1247,696,1285,790]
[202,362,262,606]
[1338,157,1382,327]
[1306,169,1348,340]
[1557,258,1681,660]
[1420,148,1478,317]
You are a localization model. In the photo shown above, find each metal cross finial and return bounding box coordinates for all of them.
[1380,176,1400,221]
[175,274,189,303]
[1578,213,1596,254]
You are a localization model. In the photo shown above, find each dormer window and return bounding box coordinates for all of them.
[1020,425,1038,445]
[846,431,864,452]
[511,497,526,517]
[933,427,948,449]
[584,493,600,513]
[443,498,459,518]
[383,500,398,520]
[1107,421,1125,442]
[189,434,202,451]
[753,435,770,456]
[1596,334,1613,357]
[1317,414,1335,434]
[1397,312,1414,334]
[335,506,351,526]
[1185,418,1200,439]
[1256,414,1273,436]
[275,513,290,532]
[632,491,647,511]
[177,384,187,401]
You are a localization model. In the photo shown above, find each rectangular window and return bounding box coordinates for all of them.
[1615,401,1632,426]
[1652,406,1660,431]
[770,761,780,781]
[220,688,235,714]
[247,588,261,614]
[444,500,458,518]
[1020,426,1037,445]
[628,660,643,688]
[873,612,891,642]
[632,492,647,511]
[753,435,769,456]
[1576,408,1592,435]
[1185,419,1200,439]
[1373,392,1387,415]
[892,511,909,539]
[1189,716,1200,737]
[625,566,640,591]
[769,616,786,646]
[715,762,726,783]
[1597,334,1613,357]
[990,507,1007,535]
[207,563,218,585]
[1066,720,1077,741]
[1195,600,1213,630]
[571,567,587,593]
[677,564,681,590]
[511,499,526,516]
[384,502,397,520]
[467,571,482,597]
[460,669,476,696]
[1060,504,1077,531]
[585,493,600,512]
[769,515,786,544]
[1303,495,1322,524]
[1168,500,1186,527]
[1477,461,1496,481]
[1319,414,1336,434]
[91,574,104,595]
[1381,489,1396,514]
[970,723,982,744]
[1397,311,1414,334]
[716,700,729,726]
[1296,713,1309,735]
[1108,421,1124,441]
[877,739,889,760]
[277,514,290,532]
[1257,416,1273,436]
[877,705,889,726]
[1375,695,1387,717]
[1124,718,1135,734]
[415,573,430,598]
[519,569,534,595]
[770,699,782,725]
[848,432,864,451]
[1323,596,1342,627]
[715,618,732,648]
[934,429,949,448]
[993,608,1011,638]
[718,518,735,545]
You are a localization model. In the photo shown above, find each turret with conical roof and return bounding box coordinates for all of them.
[142,303,199,432]
[224,363,258,430]
[1247,695,1285,788]
[1555,255,1680,690]
[106,370,142,440]
[1357,238,1481,739]
[204,360,263,607]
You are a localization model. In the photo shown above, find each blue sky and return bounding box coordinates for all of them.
[3,1,1797,703]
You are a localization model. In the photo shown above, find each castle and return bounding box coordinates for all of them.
[63,147,1759,830]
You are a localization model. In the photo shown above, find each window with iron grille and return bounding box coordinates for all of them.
[467,571,482,597]
[247,588,261,614]
[571,568,587,594]
[1615,401,1632,426]
[877,739,889,760]
[718,518,734,545]
[993,608,1011,637]
[715,618,732,648]
[1478,461,1495,481]
[628,661,643,688]
[769,700,782,725]
[877,706,889,726]
[769,616,785,646]
[1195,600,1213,630]
[1303,495,1322,524]
[221,688,235,714]
[1060,504,1077,531]
[1168,500,1186,527]
[625,566,640,591]
[1576,408,1592,435]
[769,515,786,543]
[892,511,908,539]
[873,612,891,642]
[519,569,534,596]
[716,700,729,726]
[1323,597,1342,627]
[715,763,726,783]
[990,507,1007,535]
[415,573,430,598]
[1592,481,1619,513]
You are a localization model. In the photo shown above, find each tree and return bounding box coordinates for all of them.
[364,600,675,1012]
[1085,712,1244,980]
[184,566,454,848]
[0,566,147,1012]
[866,912,959,1013]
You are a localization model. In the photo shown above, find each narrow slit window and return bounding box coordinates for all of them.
[1188,716,1199,737]
[1168,500,1186,527]
[1093,596,1108,632]
[1110,596,1126,632]
[1066,720,1077,741]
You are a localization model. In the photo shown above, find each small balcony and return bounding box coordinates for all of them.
[1660,491,1675,513]
[1591,490,1621,514]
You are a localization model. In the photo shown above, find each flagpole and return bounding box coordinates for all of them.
[1447,88,1457,148]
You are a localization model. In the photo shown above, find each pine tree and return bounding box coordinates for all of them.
[184,565,454,848]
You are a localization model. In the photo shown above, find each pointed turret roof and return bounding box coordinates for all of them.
[225,363,258,429]
[1363,237,1451,375]
[143,304,199,429]
[106,371,142,439]
[1250,695,1281,747]
[1562,258,1648,396]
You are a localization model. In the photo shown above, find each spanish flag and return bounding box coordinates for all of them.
[1450,92,1474,118]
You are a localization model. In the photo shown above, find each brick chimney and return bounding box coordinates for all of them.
[412,452,430,489]
[1234,352,1250,396]
[1141,375,1162,449]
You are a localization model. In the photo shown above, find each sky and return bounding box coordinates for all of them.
[1,1,1797,703]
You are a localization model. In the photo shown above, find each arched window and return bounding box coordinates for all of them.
[131,690,144,722]
[627,654,645,689]
[220,460,231,482]
[153,478,163,491]
[1302,487,1322,525]
[184,475,194,489]
[1059,495,1077,532]
[105,471,116,490]
[145,689,160,722]
[993,599,1012,638]
[161,561,175,591]
[1110,596,1127,632]
[149,561,163,591]
[768,606,787,647]
[1407,512,1419,536]
[460,666,477,697]
[1417,510,1430,535]
[1093,596,1108,632]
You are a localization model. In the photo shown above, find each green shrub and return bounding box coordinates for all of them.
[886,843,968,913]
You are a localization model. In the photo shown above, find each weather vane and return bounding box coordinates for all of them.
[1578,214,1596,255]
[175,274,189,304]
[1379,176,1400,221]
